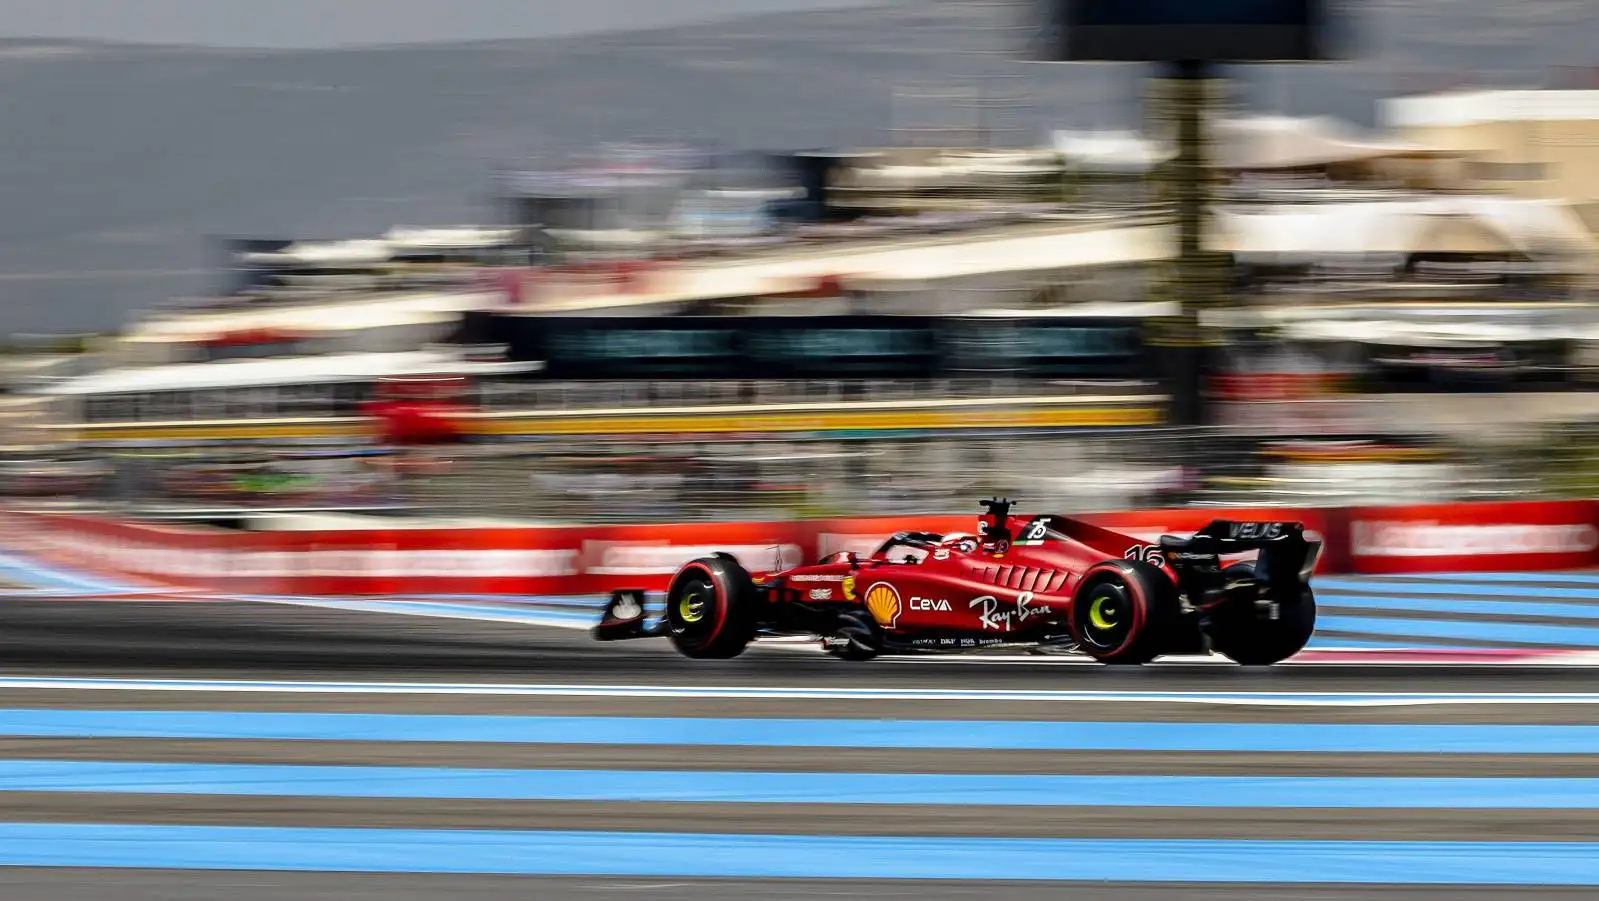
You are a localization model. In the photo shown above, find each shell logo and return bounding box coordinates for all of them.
[864,581,901,627]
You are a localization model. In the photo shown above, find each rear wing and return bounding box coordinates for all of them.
[1160,520,1321,595]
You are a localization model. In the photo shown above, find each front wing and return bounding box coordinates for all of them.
[592,590,666,641]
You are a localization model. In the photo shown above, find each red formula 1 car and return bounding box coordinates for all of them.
[594,498,1322,666]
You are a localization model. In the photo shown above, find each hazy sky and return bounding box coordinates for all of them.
[0,0,881,49]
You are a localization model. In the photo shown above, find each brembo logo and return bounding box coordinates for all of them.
[1352,520,1599,557]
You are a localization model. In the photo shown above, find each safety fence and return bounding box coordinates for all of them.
[7,421,1599,525]
[4,497,1597,602]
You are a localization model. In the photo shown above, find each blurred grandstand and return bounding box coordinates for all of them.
[3,88,1599,525]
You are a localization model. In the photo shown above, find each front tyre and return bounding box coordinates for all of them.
[1207,562,1317,666]
[1069,560,1179,665]
[664,556,759,659]
[824,611,882,661]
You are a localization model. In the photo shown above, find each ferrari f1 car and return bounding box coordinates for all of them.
[594,498,1321,665]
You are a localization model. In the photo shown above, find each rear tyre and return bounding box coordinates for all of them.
[1069,560,1180,665]
[664,556,759,659]
[1207,562,1317,666]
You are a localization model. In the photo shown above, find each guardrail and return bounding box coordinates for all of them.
[474,378,1164,412]
[22,421,1599,527]
[7,498,1596,602]
[49,387,1167,446]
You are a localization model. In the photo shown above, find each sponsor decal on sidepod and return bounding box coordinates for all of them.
[969,591,1051,631]
[864,582,901,627]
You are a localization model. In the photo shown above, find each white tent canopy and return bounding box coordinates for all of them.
[1211,115,1443,170]
[1280,318,1562,346]
[1051,130,1170,172]
[126,291,493,343]
[240,239,394,267]
[39,351,539,398]
[1214,196,1599,258]
[1052,114,1447,174]
[237,227,524,267]
[382,226,524,250]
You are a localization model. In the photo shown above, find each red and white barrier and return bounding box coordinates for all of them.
[3,499,1595,597]
[1345,500,1599,575]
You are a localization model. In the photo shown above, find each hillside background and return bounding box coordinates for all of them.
[0,0,1594,333]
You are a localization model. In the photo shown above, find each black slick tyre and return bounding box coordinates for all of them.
[825,611,881,661]
[1069,560,1180,665]
[1207,562,1317,666]
[664,555,759,659]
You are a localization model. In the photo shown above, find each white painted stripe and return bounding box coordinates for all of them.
[2,676,1599,705]
[879,651,1599,668]
[242,596,599,631]
[237,600,874,641]
[1533,651,1599,666]
[1327,573,1599,585]
[879,654,1223,666]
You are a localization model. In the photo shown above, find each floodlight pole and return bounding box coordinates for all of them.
[1148,58,1226,428]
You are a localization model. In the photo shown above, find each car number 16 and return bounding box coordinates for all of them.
[1124,544,1166,568]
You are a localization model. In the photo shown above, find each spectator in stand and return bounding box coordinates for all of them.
[360,375,474,490]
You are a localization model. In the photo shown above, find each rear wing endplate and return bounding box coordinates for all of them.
[1163,519,1321,586]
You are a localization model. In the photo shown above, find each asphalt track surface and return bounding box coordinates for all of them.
[3,598,1599,899]
[7,596,1599,689]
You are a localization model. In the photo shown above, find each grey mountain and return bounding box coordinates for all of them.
[0,0,1593,334]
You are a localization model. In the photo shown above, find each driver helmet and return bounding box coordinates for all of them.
[938,532,980,554]
[978,518,1011,551]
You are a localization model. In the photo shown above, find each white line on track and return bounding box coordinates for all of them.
[880,652,1599,667]
[4,676,1599,705]
[879,654,1222,666]
[242,596,599,630]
